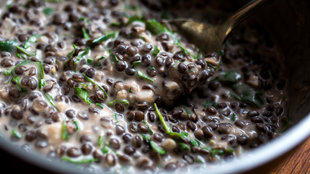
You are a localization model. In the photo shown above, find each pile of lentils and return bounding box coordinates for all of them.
[0,0,287,173]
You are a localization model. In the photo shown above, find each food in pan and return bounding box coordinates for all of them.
[0,0,287,172]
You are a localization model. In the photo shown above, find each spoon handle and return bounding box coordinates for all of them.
[223,0,268,38]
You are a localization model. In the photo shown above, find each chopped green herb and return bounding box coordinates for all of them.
[6,2,12,9]
[74,87,92,105]
[232,83,264,108]
[23,34,40,49]
[12,76,23,92]
[70,47,90,71]
[142,134,166,155]
[212,102,217,109]
[101,146,110,154]
[150,141,166,155]
[98,135,104,147]
[86,58,93,64]
[61,156,96,164]
[37,62,45,89]
[155,103,201,147]
[16,46,35,56]
[82,27,90,40]
[96,103,104,109]
[225,148,234,154]
[12,129,22,139]
[3,69,11,76]
[154,103,171,133]
[137,71,154,82]
[141,134,151,141]
[113,113,119,123]
[108,99,130,106]
[126,16,144,25]
[143,120,154,134]
[61,121,69,140]
[201,147,211,152]
[40,80,46,88]
[4,77,11,84]
[109,22,121,27]
[10,60,30,76]
[10,61,44,89]
[179,142,190,151]
[151,45,160,56]
[208,63,217,69]
[43,7,54,15]
[230,113,236,122]
[73,120,79,131]
[193,49,202,59]
[168,131,190,140]
[16,53,24,59]
[211,149,224,157]
[92,32,117,44]
[155,104,188,139]
[110,54,119,63]
[182,106,192,115]
[204,98,216,108]
[0,40,18,52]
[231,94,241,100]
[80,83,89,88]
[121,12,130,17]
[132,61,142,68]
[146,19,170,35]
[78,47,90,58]
[101,143,110,154]
[139,36,147,42]
[215,57,222,71]
[82,74,108,98]
[98,56,105,61]
[94,58,104,67]
[79,17,90,24]
[218,71,241,84]
[44,93,59,111]
[190,139,200,147]
[67,44,77,58]
[219,49,225,57]
[176,41,191,55]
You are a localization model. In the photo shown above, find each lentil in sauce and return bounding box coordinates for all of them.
[0,0,287,173]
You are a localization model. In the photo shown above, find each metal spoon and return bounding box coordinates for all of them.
[169,0,267,53]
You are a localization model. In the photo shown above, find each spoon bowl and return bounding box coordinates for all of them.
[169,0,267,53]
